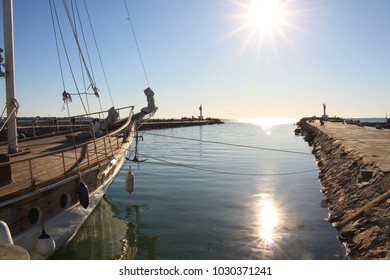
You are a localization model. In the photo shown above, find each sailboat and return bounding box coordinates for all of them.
[0,0,157,259]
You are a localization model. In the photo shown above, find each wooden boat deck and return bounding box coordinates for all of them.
[0,126,130,202]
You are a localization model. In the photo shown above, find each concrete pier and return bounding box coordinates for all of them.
[138,118,223,130]
[297,118,390,259]
[311,120,390,172]
[0,118,224,140]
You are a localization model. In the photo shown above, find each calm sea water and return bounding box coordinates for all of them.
[52,119,345,260]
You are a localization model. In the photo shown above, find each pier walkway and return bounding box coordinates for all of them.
[311,120,390,172]
[301,119,390,259]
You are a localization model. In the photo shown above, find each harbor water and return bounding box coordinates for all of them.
[52,119,345,260]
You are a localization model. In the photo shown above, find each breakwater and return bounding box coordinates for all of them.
[138,118,224,130]
[0,118,224,140]
[296,118,390,259]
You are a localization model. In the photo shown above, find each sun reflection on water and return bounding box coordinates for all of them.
[252,196,285,258]
[259,200,279,243]
[238,117,298,133]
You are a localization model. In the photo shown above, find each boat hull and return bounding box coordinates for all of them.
[12,144,129,259]
[0,108,135,259]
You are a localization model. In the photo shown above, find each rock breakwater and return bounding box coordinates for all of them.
[297,118,390,259]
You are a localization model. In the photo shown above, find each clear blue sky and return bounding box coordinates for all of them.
[1,0,390,119]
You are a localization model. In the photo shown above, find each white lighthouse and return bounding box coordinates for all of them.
[322,103,328,120]
[199,105,203,120]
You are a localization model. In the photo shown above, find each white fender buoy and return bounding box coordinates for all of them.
[77,182,89,209]
[34,229,56,257]
[125,169,135,193]
[0,220,13,244]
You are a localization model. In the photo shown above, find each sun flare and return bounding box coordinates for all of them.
[246,0,285,33]
[228,0,303,55]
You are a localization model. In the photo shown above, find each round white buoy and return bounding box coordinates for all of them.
[125,169,135,193]
[34,229,56,257]
[0,220,13,244]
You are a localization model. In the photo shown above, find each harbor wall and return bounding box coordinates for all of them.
[297,118,390,259]
[0,118,224,140]
[137,118,223,130]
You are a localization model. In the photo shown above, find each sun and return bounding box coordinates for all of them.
[228,0,302,55]
[245,0,286,33]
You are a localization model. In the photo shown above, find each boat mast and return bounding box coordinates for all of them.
[2,0,18,153]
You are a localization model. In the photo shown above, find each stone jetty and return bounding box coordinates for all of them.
[137,118,223,130]
[0,118,224,140]
[297,118,390,259]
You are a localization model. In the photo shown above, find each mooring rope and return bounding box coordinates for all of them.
[138,153,318,177]
[142,132,313,156]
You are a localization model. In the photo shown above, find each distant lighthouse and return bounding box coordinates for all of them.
[199,105,203,120]
[322,103,328,120]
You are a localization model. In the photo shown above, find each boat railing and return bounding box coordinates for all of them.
[0,106,134,190]
[14,105,134,137]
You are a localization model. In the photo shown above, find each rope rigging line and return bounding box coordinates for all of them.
[142,132,313,156]
[0,107,17,133]
[50,0,88,114]
[83,0,115,108]
[136,111,157,131]
[49,0,66,91]
[62,0,98,97]
[72,0,93,114]
[73,0,96,84]
[138,153,318,177]
[50,0,106,161]
[123,0,150,87]
[0,103,7,119]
